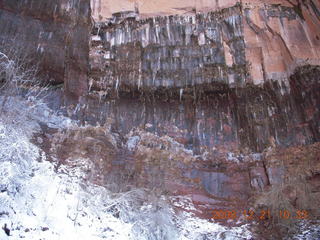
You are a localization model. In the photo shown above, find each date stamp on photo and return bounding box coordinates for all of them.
[211,209,309,221]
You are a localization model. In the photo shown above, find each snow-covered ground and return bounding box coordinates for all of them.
[0,95,255,240]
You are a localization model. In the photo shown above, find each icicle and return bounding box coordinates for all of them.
[110,35,115,47]
[89,78,93,92]
[115,77,119,93]
[73,103,80,114]
[98,91,103,102]
[53,5,57,15]
[179,88,184,101]
[191,15,196,25]
[152,71,156,85]
[155,25,160,44]
[138,62,142,90]
[97,24,101,36]
[166,20,171,42]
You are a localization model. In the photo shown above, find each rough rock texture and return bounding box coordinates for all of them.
[0,1,319,97]
[90,5,246,92]
[0,0,91,96]
[244,1,320,84]
[83,1,319,155]
[0,1,319,238]
[89,0,320,94]
[67,66,319,153]
[39,115,320,229]
[56,64,319,229]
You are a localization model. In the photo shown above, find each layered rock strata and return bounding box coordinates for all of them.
[90,4,246,92]
[89,0,320,95]
[0,1,319,97]
[65,65,319,153]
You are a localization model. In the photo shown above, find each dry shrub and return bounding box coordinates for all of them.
[0,40,48,113]
[253,143,320,237]
[49,123,121,184]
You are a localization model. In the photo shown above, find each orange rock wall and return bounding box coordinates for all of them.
[243,1,320,84]
[91,0,290,20]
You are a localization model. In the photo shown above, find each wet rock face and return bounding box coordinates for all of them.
[289,65,320,142]
[90,1,320,94]
[90,5,247,91]
[0,0,91,96]
[0,0,319,97]
[69,66,320,153]
[85,1,320,153]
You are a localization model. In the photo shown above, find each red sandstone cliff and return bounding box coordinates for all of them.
[89,0,320,92]
[0,0,319,96]
[0,2,319,237]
